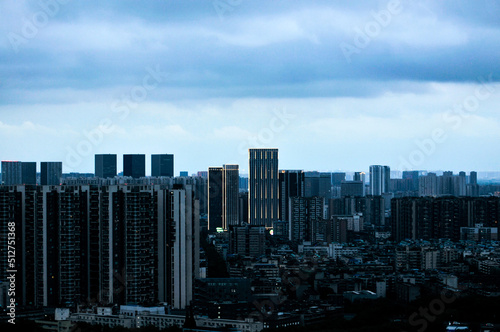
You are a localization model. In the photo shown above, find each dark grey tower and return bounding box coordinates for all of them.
[223,164,239,229]
[123,154,145,178]
[21,162,37,185]
[151,154,174,177]
[208,167,223,231]
[249,148,279,227]
[369,165,390,195]
[1,161,22,185]
[41,162,62,185]
[279,170,304,221]
[95,154,117,178]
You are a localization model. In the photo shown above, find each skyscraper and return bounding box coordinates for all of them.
[21,162,37,185]
[1,161,22,185]
[151,154,174,177]
[319,172,332,198]
[331,173,346,186]
[402,170,419,192]
[467,171,479,197]
[208,165,240,230]
[353,172,366,183]
[41,161,62,185]
[279,170,304,222]
[123,154,145,178]
[95,154,117,178]
[208,167,223,230]
[369,165,390,195]
[223,164,239,229]
[249,148,279,227]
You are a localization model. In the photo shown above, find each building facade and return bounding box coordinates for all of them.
[249,148,279,227]
[123,154,145,178]
[151,154,174,177]
[95,154,117,179]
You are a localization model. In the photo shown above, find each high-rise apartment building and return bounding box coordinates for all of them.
[0,182,200,310]
[289,196,324,242]
[123,154,145,178]
[95,154,117,178]
[229,225,266,258]
[151,154,174,177]
[249,148,279,227]
[391,196,500,242]
[369,165,390,195]
[161,185,200,309]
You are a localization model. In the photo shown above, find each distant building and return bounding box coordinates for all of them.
[41,161,62,185]
[151,154,174,177]
[461,224,498,241]
[369,165,390,195]
[238,192,249,224]
[2,161,36,185]
[419,172,438,196]
[208,165,239,230]
[279,170,304,222]
[95,154,117,178]
[353,172,366,184]
[330,196,385,226]
[197,171,208,178]
[193,278,252,320]
[467,171,480,197]
[340,181,364,197]
[208,167,223,231]
[249,148,279,227]
[328,216,348,243]
[21,162,37,185]
[331,172,346,186]
[123,154,145,178]
[239,176,249,192]
[223,164,239,229]
[180,171,189,177]
[289,196,324,242]
[1,161,22,185]
[229,225,266,257]
[392,196,500,242]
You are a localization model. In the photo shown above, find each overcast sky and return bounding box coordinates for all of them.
[1,0,499,175]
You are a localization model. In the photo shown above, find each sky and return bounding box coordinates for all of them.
[1,0,499,175]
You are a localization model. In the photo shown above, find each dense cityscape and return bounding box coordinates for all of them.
[0,150,499,332]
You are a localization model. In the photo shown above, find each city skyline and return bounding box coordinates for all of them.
[1,1,500,174]
[2,153,500,181]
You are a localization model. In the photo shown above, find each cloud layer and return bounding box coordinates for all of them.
[0,0,499,174]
